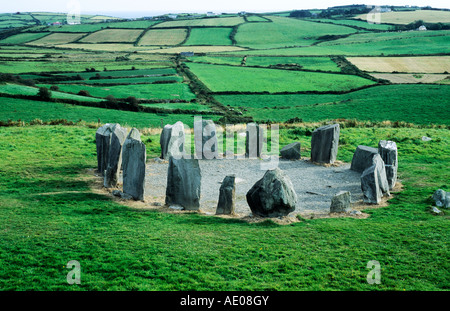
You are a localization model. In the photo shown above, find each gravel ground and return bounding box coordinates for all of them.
[131,157,364,219]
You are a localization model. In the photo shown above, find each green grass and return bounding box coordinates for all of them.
[235,16,357,49]
[0,83,104,102]
[54,68,177,80]
[140,102,211,111]
[0,32,50,44]
[215,84,450,125]
[154,16,245,28]
[187,62,375,93]
[58,76,182,85]
[309,19,393,31]
[0,97,219,128]
[184,28,233,46]
[36,83,196,101]
[0,125,448,290]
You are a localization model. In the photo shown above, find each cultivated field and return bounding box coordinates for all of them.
[370,73,450,84]
[354,9,450,24]
[153,16,245,28]
[79,29,144,43]
[28,33,88,46]
[184,28,233,46]
[138,29,188,46]
[347,56,450,73]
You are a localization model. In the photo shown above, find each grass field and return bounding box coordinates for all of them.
[0,32,50,44]
[79,29,144,43]
[154,16,244,28]
[347,56,450,73]
[215,84,450,125]
[235,16,358,49]
[184,28,233,46]
[142,45,247,54]
[309,18,393,31]
[36,83,196,100]
[0,125,448,290]
[138,29,188,46]
[29,33,88,46]
[354,9,450,24]
[187,62,375,93]
[369,73,450,84]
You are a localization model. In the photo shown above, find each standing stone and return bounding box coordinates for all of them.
[96,123,112,176]
[361,154,390,204]
[216,175,236,215]
[246,168,297,217]
[122,128,146,201]
[160,121,185,160]
[378,140,398,189]
[194,119,218,160]
[433,189,450,208]
[330,191,351,213]
[310,124,340,164]
[245,123,264,158]
[350,145,379,173]
[165,157,201,210]
[104,124,127,188]
[280,142,301,160]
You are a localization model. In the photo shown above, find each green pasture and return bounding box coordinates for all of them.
[0,32,50,44]
[215,84,450,125]
[184,28,233,46]
[187,62,375,93]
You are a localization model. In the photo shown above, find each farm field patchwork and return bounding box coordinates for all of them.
[28,33,88,46]
[347,56,450,73]
[153,16,245,28]
[308,18,393,30]
[79,29,144,43]
[353,9,450,24]
[0,32,50,44]
[369,73,450,84]
[138,28,188,46]
[187,62,375,92]
[142,45,247,54]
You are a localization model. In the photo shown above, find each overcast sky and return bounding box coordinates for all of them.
[1,0,449,15]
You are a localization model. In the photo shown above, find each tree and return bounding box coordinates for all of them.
[37,87,52,101]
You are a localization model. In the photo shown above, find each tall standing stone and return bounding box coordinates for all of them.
[246,168,297,217]
[122,128,146,201]
[245,123,264,158]
[361,154,390,204]
[194,119,218,160]
[310,124,340,164]
[165,157,201,210]
[160,121,185,160]
[104,124,128,188]
[378,140,398,190]
[216,175,236,215]
[96,123,112,176]
[350,145,379,173]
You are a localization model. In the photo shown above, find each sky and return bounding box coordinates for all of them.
[1,0,450,16]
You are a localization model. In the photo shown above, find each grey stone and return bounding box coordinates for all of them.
[433,189,450,208]
[350,145,379,173]
[111,190,133,200]
[280,142,301,160]
[95,123,113,176]
[216,175,236,215]
[245,123,265,158]
[160,121,185,160]
[194,119,218,160]
[422,136,432,141]
[431,206,442,215]
[360,155,390,204]
[122,128,146,201]
[310,124,340,164]
[378,140,398,189]
[165,157,201,210]
[330,191,351,213]
[104,124,127,188]
[246,168,297,217]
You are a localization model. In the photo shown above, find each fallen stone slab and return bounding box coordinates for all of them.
[165,157,201,210]
[160,121,185,160]
[122,128,146,201]
[280,142,301,160]
[330,191,351,213]
[246,168,297,217]
[350,145,379,173]
[216,175,236,215]
[310,124,340,164]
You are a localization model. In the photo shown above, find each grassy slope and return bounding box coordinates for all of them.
[0,125,448,290]
[187,63,375,92]
[215,84,450,125]
[184,28,233,46]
